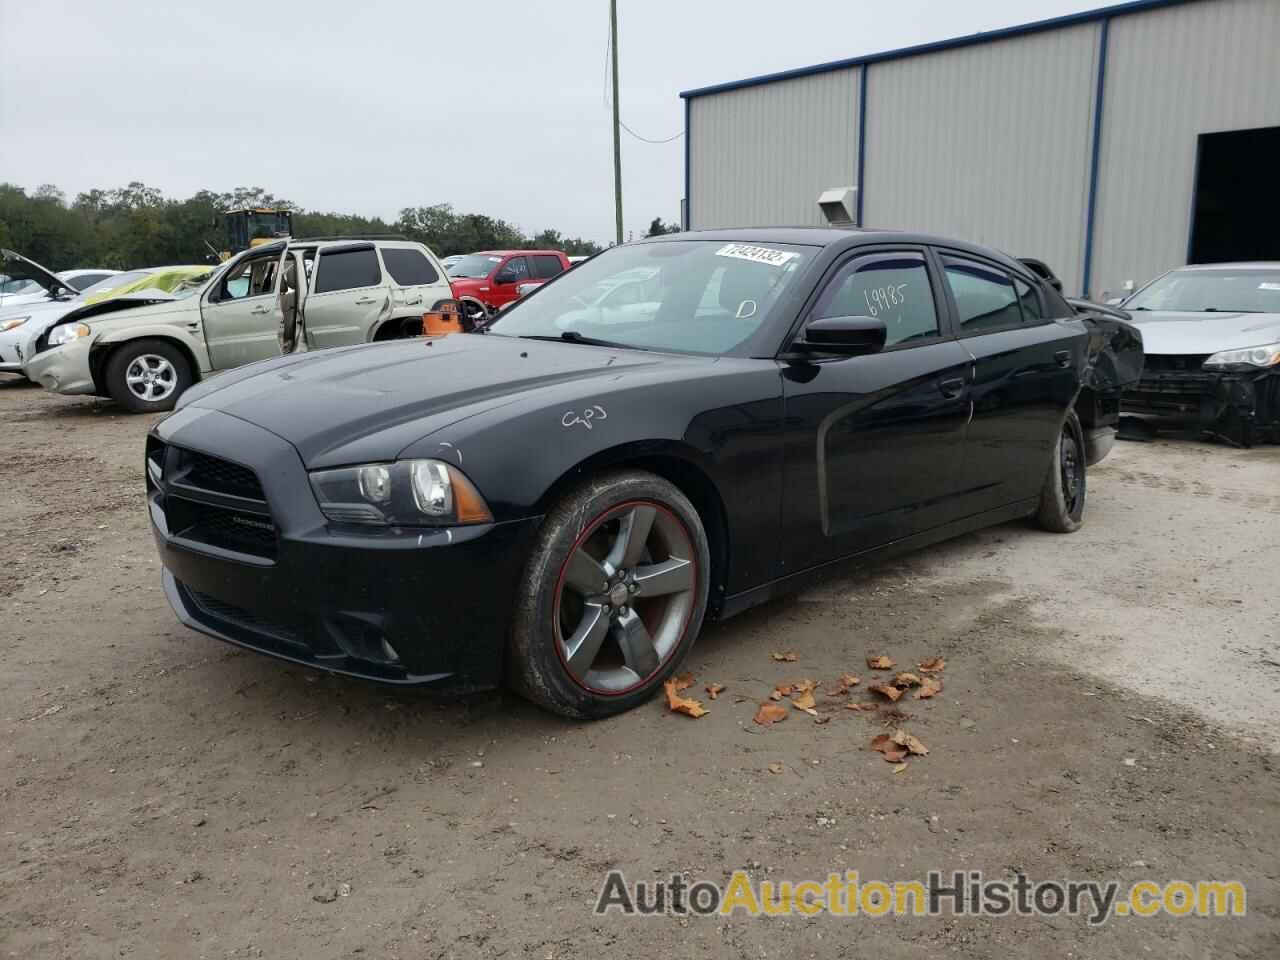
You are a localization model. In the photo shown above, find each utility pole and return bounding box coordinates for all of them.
[610,0,623,245]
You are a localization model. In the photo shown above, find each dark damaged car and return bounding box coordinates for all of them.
[146,229,1143,718]
[1119,263,1280,445]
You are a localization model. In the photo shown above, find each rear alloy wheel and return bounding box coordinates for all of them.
[104,339,192,414]
[510,470,710,718]
[1035,409,1086,533]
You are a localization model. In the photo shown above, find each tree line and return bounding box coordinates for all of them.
[0,182,609,271]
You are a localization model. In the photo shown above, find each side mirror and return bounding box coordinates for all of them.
[494,271,516,285]
[790,315,887,358]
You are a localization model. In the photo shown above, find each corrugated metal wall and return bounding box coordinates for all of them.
[1091,0,1280,299]
[861,24,1100,296]
[688,67,860,229]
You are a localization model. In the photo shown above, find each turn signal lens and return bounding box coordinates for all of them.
[1203,342,1280,370]
[0,316,28,333]
[449,464,494,524]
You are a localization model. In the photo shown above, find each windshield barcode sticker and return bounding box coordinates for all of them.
[715,243,798,267]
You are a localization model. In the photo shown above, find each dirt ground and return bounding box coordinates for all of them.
[1,378,1277,959]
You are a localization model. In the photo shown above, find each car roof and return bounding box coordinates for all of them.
[475,250,563,257]
[1179,262,1279,271]
[637,227,1036,276]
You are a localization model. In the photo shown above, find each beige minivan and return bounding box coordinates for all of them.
[23,238,452,412]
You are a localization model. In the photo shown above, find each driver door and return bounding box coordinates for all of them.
[779,247,974,569]
[200,245,289,370]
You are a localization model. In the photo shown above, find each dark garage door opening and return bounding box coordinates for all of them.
[1188,125,1280,265]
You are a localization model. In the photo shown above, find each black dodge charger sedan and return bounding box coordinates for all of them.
[146,229,1141,718]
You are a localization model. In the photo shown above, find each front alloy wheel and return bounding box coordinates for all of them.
[554,502,697,693]
[510,470,711,718]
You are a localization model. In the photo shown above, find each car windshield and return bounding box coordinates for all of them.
[1126,268,1280,313]
[485,240,813,355]
[80,270,150,296]
[447,254,504,279]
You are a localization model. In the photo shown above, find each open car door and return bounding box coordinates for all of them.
[278,249,309,354]
[201,242,290,370]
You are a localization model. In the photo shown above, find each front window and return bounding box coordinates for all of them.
[1126,268,1280,313]
[486,240,814,355]
[447,254,504,279]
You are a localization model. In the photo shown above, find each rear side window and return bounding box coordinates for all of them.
[1015,277,1045,322]
[943,257,1022,332]
[381,248,440,286]
[816,254,939,347]
[314,248,381,293]
[530,255,564,280]
[67,272,113,291]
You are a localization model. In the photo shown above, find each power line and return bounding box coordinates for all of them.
[619,120,684,144]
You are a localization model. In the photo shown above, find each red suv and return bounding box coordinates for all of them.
[447,250,571,319]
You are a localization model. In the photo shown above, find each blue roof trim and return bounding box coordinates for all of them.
[679,0,1197,99]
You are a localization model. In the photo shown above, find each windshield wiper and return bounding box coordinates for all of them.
[519,331,647,350]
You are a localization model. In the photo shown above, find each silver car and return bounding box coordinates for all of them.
[1119,262,1280,444]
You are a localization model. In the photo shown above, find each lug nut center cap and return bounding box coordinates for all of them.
[608,583,629,608]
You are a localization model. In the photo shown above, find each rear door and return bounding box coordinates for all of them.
[937,250,1085,513]
[379,242,452,315]
[779,247,974,569]
[303,243,387,348]
[200,245,289,370]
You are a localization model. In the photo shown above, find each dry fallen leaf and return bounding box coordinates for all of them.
[813,715,832,725]
[792,690,817,712]
[892,763,909,774]
[867,654,895,670]
[845,701,879,712]
[839,672,862,689]
[892,672,923,688]
[916,677,943,699]
[706,683,725,700]
[771,650,799,662]
[663,678,708,718]
[670,672,695,692]
[868,682,904,702]
[918,657,946,673]
[771,682,794,700]
[792,678,819,695]
[890,729,929,756]
[754,701,789,726]
[870,733,909,763]
[768,762,784,774]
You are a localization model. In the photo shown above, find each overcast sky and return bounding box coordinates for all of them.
[2,0,1105,244]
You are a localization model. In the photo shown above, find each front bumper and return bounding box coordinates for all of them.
[1122,358,1279,446]
[149,406,541,689]
[24,337,95,395]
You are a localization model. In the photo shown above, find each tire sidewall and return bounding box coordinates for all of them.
[105,340,192,413]
[1040,410,1086,532]
[509,470,711,719]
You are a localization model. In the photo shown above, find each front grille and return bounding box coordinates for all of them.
[186,587,304,647]
[150,442,277,559]
[1142,354,1211,374]
[165,497,278,557]
[176,449,265,500]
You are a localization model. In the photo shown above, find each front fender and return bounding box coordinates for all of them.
[90,324,211,374]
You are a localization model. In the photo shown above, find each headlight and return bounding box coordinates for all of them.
[0,316,29,333]
[47,322,91,346]
[1202,342,1280,370]
[309,459,493,526]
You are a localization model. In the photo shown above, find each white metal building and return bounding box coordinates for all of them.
[680,0,1280,299]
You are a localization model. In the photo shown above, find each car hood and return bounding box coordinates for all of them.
[178,333,691,467]
[1126,310,1280,355]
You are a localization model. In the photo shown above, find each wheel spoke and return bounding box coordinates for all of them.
[612,607,659,678]
[565,601,610,677]
[632,557,693,598]
[564,549,607,597]
[606,505,655,571]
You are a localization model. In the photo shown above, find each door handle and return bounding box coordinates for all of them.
[938,377,966,399]
[404,294,423,306]
[1053,350,1071,368]
[250,305,270,315]
[355,297,378,305]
